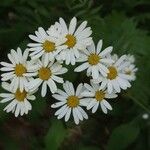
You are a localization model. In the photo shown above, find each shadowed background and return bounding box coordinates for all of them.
[0,0,150,150]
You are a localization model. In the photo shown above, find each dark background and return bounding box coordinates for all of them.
[0,0,150,150]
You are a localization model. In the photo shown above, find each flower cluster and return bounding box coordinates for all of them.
[0,17,137,124]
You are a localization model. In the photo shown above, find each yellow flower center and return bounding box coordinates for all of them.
[42,40,55,53]
[88,53,100,65]
[15,89,27,102]
[67,95,79,108]
[95,90,105,101]
[38,67,52,80]
[15,64,27,77]
[107,66,118,80]
[65,34,76,48]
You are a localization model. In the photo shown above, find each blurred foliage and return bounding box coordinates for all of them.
[0,0,150,150]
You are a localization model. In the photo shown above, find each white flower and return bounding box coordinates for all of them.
[54,17,93,65]
[0,82,36,117]
[123,55,137,81]
[74,40,114,79]
[0,48,37,92]
[124,64,137,81]
[93,55,132,94]
[111,54,118,62]
[142,113,149,120]
[51,81,88,125]
[81,81,117,114]
[126,54,135,63]
[28,27,67,61]
[27,56,68,97]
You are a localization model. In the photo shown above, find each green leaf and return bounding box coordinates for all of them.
[107,122,140,150]
[45,120,67,150]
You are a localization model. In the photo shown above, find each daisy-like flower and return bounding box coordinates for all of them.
[51,81,88,125]
[126,54,135,63]
[28,27,67,62]
[74,40,114,79]
[27,56,68,97]
[54,17,93,65]
[124,64,137,81]
[93,55,132,94]
[0,48,37,92]
[122,54,137,81]
[0,82,36,117]
[82,81,117,114]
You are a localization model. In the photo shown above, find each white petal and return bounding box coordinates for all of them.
[100,46,113,57]
[19,77,24,92]
[87,99,97,110]
[96,39,103,54]
[115,55,126,67]
[63,81,72,95]
[57,89,68,97]
[107,80,113,94]
[74,62,89,72]
[15,103,21,117]
[100,102,107,114]
[57,106,69,119]
[27,95,36,100]
[55,104,67,116]
[4,100,17,112]
[92,102,99,113]
[47,79,57,93]
[69,17,77,34]
[41,82,47,97]
[84,83,94,92]
[101,58,114,64]
[76,83,83,96]
[32,51,44,60]
[112,79,121,93]
[8,53,16,65]
[73,108,79,125]
[52,94,67,101]
[59,18,68,34]
[28,78,42,90]
[78,106,88,119]
[102,100,112,110]
[81,91,94,97]
[0,62,14,68]
[0,93,14,98]
[65,107,71,122]
[75,21,87,36]
[0,97,14,103]
[51,101,66,108]
[51,75,64,83]
[29,35,42,43]
[92,66,99,79]
[68,82,75,95]
[75,107,83,121]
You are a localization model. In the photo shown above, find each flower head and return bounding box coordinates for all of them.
[0,82,36,117]
[93,55,132,94]
[54,17,93,65]
[0,48,37,92]
[82,81,117,114]
[123,55,138,81]
[51,81,88,124]
[27,56,68,97]
[74,39,114,79]
[28,27,67,61]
